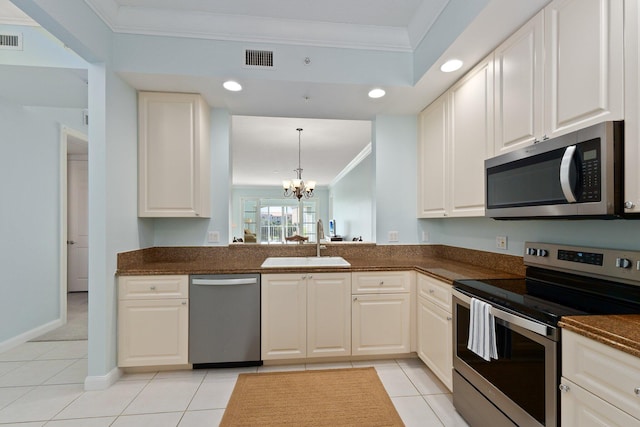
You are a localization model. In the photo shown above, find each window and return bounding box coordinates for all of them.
[242,198,318,244]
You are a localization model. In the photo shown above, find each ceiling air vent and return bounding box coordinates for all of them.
[0,33,23,50]
[244,49,274,68]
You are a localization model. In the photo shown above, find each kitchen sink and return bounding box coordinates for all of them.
[261,256,351,268]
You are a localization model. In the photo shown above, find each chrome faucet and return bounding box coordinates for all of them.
[316,219,325,257]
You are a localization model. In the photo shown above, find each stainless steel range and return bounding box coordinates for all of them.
[452,242,640,427]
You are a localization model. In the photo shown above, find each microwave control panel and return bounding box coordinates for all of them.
[578,138,601,202]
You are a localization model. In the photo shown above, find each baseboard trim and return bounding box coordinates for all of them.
[84,366,122,391]
[0,318,64,353]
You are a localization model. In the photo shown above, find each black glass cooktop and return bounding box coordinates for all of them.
[454,267,640,327]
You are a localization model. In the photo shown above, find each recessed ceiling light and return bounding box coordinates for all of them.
[368,88,386,99]
[223,80,242,91]
[440,59,463,73]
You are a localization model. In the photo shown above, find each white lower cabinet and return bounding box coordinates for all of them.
[307,274,352,358]
[351,271,412,356]
[560,329,640,426]
[351,293,410,355]
[560,377,640,427]
[117,275,189,367]
[261,272,351,361]
[416,273,453,391]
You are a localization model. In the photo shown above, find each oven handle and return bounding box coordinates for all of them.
[452,289,553,338]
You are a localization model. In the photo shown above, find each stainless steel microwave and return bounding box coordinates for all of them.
[485,121,624,219]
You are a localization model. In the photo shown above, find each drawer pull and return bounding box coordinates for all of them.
[429,289,435,294]
[379,281,384,285]
[558,384,570,393]
[181,301,187,305]
[150,286,156,290]
[353,297,358,302]
[635,387,640,396]
[446,316,452,321]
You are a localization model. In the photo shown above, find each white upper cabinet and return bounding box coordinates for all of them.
[494,11,545,155]
[417,54,494,218]
[138,91,211,218]
[624,0,640,214]
[417,93,448,218]
[449,54,494,217]
[544,0,624,139]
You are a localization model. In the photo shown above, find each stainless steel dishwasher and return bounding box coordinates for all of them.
[189,274,261,368]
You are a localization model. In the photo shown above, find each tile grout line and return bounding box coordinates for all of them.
[397,361,452,426]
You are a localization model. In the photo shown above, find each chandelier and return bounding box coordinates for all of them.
[283,128,316,200]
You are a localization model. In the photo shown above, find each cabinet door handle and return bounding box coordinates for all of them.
[150,285,156,290]
[379,281,384,285]
[429,289,435,294]
[634,387,640,396]
[559,384,570,393]
[181,301,187,305]
[353,297,358,302]
[308,275,313,279]
[446,316,452,321]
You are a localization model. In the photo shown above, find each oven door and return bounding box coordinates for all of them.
[452,289,558,427]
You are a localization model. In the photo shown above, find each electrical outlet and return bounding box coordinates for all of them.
[388,231,399,242]
[422,231,429,242]
[496,236,507,250]
[208,231,220,243]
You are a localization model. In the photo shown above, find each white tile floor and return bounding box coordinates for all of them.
[0,340,469,426]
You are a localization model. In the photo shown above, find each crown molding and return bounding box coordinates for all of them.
[0,1,38,26]
[407,0,450,48]
[84,0,412,52]
[330,142,372,188]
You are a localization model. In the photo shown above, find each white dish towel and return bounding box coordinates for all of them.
[467,298,498,361]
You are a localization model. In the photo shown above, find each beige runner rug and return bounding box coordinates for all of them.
[220,367,405,426]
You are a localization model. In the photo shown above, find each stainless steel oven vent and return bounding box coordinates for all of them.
[244,49,273,67]
[0,33,22,50]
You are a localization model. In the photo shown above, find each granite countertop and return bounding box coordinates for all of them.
[559,315,640,359]
[116,244,523,284]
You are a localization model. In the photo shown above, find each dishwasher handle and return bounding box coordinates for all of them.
[192,278,258,286]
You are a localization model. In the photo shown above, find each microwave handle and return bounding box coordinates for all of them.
[560,145,577,203]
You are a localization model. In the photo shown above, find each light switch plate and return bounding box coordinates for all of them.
[208,231,220,243]
[388,231,399,242]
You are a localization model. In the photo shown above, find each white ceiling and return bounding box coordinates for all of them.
[83,0,450,51]
[232,116,371,187]
[2,0,548,186]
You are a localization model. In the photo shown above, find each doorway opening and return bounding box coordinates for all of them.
[33,126,89,342]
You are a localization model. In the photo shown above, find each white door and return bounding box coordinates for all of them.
[67,158,88,292]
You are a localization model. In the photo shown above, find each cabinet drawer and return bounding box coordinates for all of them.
[351,271,411,293]
[417,273,451,312]
[118,275,188,300]
[560,377,640,427]
[562,329,640,420]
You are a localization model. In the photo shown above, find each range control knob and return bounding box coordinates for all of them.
[616,258,632,269]
[536,249,548,257]
[526,247,537,256]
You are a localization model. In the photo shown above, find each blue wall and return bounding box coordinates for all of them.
[374,115,419,244]
[329,152,374,241]
[0,101,87,344]
[420,217,640,255]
